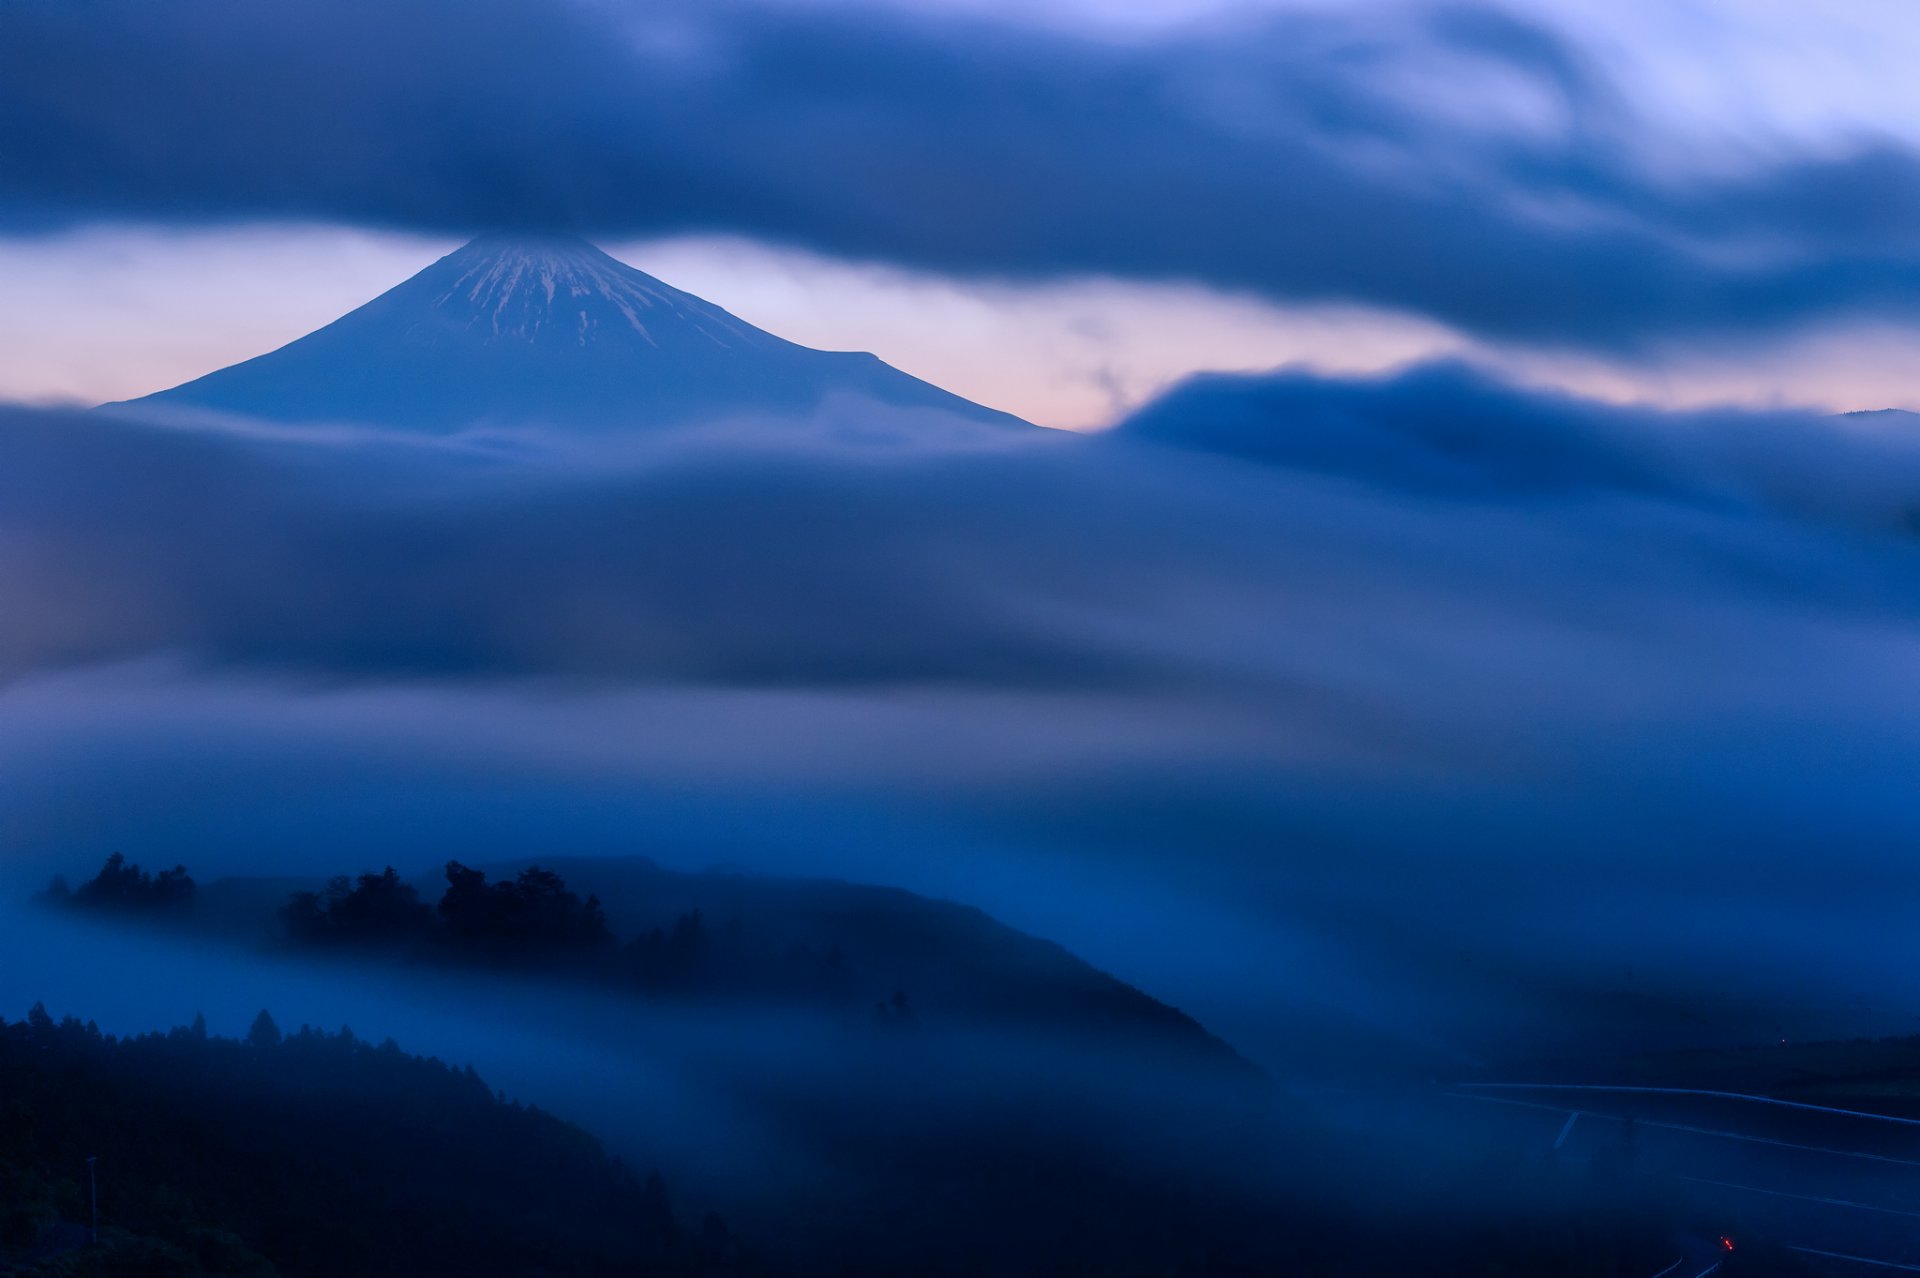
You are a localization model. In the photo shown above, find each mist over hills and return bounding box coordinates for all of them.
[9,356,1920,1077]
[160,855,1254,1075]
[124,235,1030,434]
[7,226,1920,1277]
[16,0,1920,1267]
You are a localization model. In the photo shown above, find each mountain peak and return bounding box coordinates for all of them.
[125,236,1028,434]
[456,230,602,261]
[432,235,767,352]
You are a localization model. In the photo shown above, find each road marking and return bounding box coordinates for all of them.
[1647,1257,1684,1278]
[1455,1083,1920,1127]
[1448,1092,1920,1169]
[1789,1247,1920,1272]
[1674,1174,1920,1221]
[1554,1110,1580,1150]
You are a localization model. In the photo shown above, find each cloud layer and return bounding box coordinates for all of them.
[8,0,1920,349]
[5,370,1920,1069]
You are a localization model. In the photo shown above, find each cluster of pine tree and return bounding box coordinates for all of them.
[48,855,888,1030]
[269,860,857,1002]
[278,861,663,966]
[279,862,615,957]
[41,853,194,917]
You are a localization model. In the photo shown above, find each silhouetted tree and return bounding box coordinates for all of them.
[438,860,494,942]
[280,888,328,941]
[247,1009,282,1047]
[60,853,195,916]
[583,892,612,947]
[280,867,431,944]
[334,868,430,939]
[433,862,612,958]
[253,857,880,1008]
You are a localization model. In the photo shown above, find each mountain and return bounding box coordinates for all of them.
[123,234,1030,433]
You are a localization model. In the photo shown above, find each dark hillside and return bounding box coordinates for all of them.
[164,856,1254,1076]
[0,1007,734,1278]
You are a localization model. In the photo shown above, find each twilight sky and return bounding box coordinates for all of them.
[6,0,1920,427]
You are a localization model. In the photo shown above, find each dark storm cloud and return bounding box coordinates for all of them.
[9,0,1920,348]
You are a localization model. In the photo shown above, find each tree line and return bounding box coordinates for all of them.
[48,856,883,1014]
[41,853,194,916]
[0,1003,747,1277]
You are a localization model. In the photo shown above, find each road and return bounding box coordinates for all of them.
[1450,1083,1920,1273]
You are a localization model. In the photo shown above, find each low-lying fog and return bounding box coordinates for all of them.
[6,360,1920,1083]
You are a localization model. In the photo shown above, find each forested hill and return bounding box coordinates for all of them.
[486,855,1243,1055]
[51,854,1255,1077]
[0,1005,748,1277]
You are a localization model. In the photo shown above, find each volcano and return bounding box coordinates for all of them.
[125,235,1030,433]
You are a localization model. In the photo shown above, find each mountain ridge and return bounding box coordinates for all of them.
[124,234,1031,434]
[172,853,1259,1078]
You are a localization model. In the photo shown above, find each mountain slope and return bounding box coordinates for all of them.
[487,855,1257,1067]
[153,856,1255,1076]
[0,1010,713,1277]
[124,235,1030,433]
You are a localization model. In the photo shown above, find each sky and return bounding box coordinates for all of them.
[6,0,1920,426]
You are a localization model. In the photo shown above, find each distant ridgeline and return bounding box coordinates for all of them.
[0,1005,738,1277]
[46,856,895,1022]
[41,854,1256,1075]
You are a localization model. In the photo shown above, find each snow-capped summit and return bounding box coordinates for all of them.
[425,234,770,351]
[125,235,1029,433]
